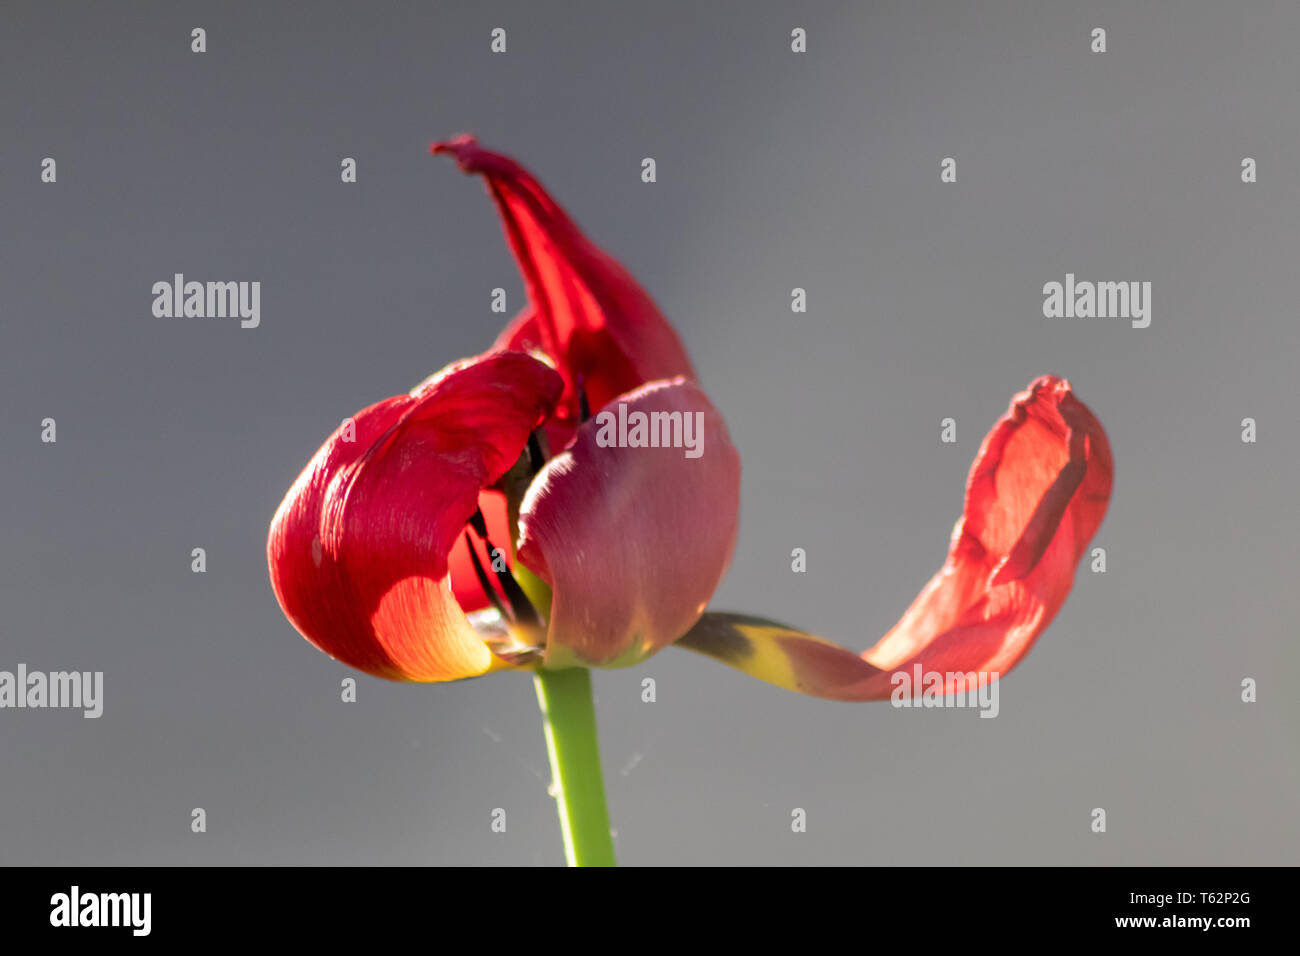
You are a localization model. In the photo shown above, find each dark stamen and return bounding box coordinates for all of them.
[463,532,508,620]
[577,376,591,423]
[526,431,547,475]
[467,507,489,539]
[482,534,541,626]
[465,510,542,627]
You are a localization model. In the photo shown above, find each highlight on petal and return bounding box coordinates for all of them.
[675,376,1113,700]
[431,136,696,422]
[515,379,741,669]
[267,352,563,682]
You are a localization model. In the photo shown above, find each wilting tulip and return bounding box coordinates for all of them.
[267,138,740,683]
[266,137,1112,866]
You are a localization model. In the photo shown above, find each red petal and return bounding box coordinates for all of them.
[445,490,513,615]
[267,352,562,681]
[491,306,580,453]
[515,379,741,668]
[431,136,696,423]
[676,376,1113,699]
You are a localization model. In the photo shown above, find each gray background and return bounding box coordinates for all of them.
[2,0,1296,865]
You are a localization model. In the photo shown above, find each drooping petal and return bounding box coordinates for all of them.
[675,376,1113,700]
[515,379,741,669]
[267,352,563,681]
[431,136,696,422]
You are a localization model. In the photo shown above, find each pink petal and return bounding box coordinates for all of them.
[516,379,741,668]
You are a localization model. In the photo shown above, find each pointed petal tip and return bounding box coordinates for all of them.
[430,137,697,418]
[430,133,476,148]
[431,132,501,174]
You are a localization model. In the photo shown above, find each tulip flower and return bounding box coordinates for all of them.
[267,136,1113,867]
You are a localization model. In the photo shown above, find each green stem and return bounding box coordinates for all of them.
[533,667,616,867]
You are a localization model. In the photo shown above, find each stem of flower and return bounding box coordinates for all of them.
[533,667,616,867]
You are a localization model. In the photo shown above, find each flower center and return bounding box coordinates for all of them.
[462,505,539,628]
[460,383,594,666]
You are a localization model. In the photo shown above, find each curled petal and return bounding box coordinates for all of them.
[267,352,562,681]
[432,136,696,421]
[676,376,1113,700]
[516,379,741,668]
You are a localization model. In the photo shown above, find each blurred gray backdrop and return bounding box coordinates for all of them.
[2,0,1296,865]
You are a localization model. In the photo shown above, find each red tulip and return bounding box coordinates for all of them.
[267,140,740,680]
[268,138,1112,703]
[676,374,1113,699]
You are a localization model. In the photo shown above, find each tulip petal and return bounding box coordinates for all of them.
[431,136,696,421]
[446,490,513,615]
[675,376,1113,700]
[516,379,741,668]
[268,352,562,681]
